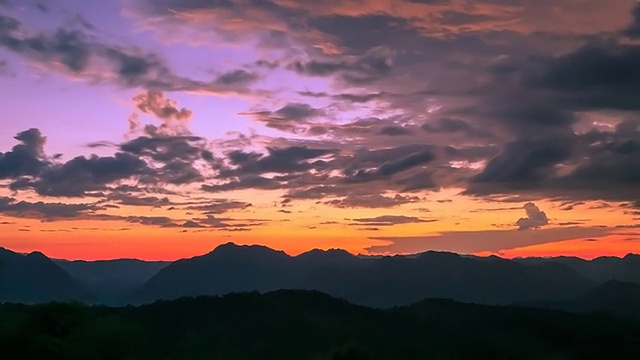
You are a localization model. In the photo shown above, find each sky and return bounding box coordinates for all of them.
[1,0,640,261]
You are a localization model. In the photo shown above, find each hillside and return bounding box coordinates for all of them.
[1,290,640,359]
[0,248,86,303]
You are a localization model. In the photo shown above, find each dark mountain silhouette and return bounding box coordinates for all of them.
[4,242,640,307]
[131,242,595,307]
[132,243,293,303]
[517,254,640,283]
[2,290,640,360]
[0,247,85,303]
[523,280,640,319]
[55,258,168,305]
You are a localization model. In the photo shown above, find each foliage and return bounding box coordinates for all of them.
[1,290,639,359]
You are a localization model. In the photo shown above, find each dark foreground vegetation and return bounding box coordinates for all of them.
[2,290,640,360]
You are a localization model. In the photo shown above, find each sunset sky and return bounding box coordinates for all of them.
[1,0,640,260]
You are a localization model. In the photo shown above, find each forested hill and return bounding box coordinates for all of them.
[2,290,640,360]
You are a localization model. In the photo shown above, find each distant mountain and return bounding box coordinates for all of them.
[132,243,293,303]
[55,258,168,305]
[4,242,640,307]
[516,254,640,283]
[131,243,594,307]
[523,280,640,319]
[0,247,85,303]
[3,290,640,360]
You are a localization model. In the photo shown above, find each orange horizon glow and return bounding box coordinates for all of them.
[3,232,639,262]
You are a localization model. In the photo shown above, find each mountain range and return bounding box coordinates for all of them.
[2,243,640,316]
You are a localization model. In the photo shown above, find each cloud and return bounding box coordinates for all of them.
[0,14,257,95]
[345,149,435,183]
[0,128,48,179]
[243,103,324,132]
[1,128,217,198]
[105,192,172,207]
[379,126,413,136]
[524,45,640,111]
[350,215,431,226]
[467,137,573,192]
[366,226,614,254]
[0,196,102,220]
[288,46,395,85]
[625,4,640,38]
[516,202,549,230]
[214,69,260,86]
[324,194,421,208]
[185,199,252,214]
[202,175,282,192]
[133,89,192,123]
[26,152,152,197]
[219,146,333,177]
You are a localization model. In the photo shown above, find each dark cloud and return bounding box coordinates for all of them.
[126,216,179,227]
[525,45,640,111]
[30,152,151,197]
[516,202,549,230]
[288,46,394,85]
[119,135,215,186]
[421,117,471,133]
[465,119,640,202]
[324,194,421,208]
[191,215,266,230]
[185,199,252,214]
[120,136,211,163]
[0,14,256,94]
[0,16,90,72]
[202,175,282,192]
[0,196,102,220]
[345,149,435,183]
[625,4,640,38]
[244,103,324,131]
[214,69,259,86]
[379,126,413,136]
[274,103,323,120]
[350,215,431,226]
[105,192,172,207]
[467,137,573,193]
[333,92,385,103]
[394,171,437,192]
[0,128,47,179]
[420,117,494,139]
[220,146,333,177]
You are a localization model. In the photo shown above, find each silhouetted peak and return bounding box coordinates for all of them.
[295,248,357,266]
[0,247,17,258]
[416,250,462,260]
[298,248,354,259]
[26,251,49,260]
[206,242,289,259]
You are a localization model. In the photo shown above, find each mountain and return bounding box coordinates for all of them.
[523,280,640,319]
[2,290,640,360]
[0,247,85,303]
[131,243,594,307]
[132,243,293,303]
[516,254,640,283]
[55,258,168,305]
